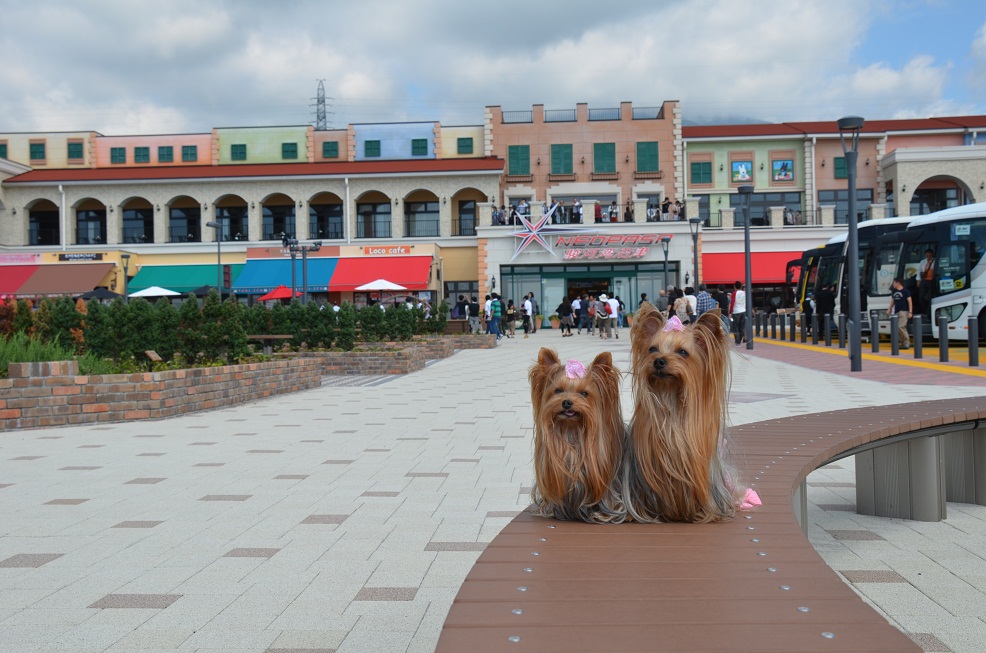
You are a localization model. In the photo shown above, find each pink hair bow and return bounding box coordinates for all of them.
[739,488,762,510]
[565,359,587,379]
[663,315,685,332]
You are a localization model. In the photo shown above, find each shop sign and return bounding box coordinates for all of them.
[563,247,650,260]
[0,253,40,264]
[363,245,411,255]
[555,234,671,248]
[58,253,104,261]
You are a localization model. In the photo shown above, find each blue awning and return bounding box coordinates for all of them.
[232,258,339,294]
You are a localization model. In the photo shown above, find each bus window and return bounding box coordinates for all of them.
[870,245,898,297]
[936,243,969,293]
[815,256,842,293]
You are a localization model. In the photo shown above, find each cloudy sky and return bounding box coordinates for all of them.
[1,0,984,135]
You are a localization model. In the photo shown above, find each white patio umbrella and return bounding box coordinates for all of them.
[129,285,181,297]
[354,279,407,291]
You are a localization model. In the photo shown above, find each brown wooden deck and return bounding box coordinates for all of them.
[436,397,986,653]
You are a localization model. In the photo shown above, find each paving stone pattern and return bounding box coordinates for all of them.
[1,336,985,652]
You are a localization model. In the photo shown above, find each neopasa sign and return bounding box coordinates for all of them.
[556,234,672,260]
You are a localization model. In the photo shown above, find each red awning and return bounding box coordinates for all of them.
[702,252,800,285]
[329,256,432,292]
[15,263,115,296]
[0,265,39,296]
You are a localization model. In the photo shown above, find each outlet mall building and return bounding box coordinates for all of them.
[1,102,984,314]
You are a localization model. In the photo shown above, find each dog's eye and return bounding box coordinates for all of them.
[580,391,589,397]
[553,388,563,394]
[677,349,689,357]
[648,346,658,354]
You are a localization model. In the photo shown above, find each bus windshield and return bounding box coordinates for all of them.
[814,255,843,293]
[935,219,986,294]
[870,244,898,297]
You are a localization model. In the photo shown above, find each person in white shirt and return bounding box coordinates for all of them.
[606,295,621,339]
[730,281,747,345]
[522,296,534,338]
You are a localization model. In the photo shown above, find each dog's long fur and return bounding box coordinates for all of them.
[624,303,743,523]
[529,348,626,523]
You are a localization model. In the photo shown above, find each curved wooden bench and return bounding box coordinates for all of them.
[437,397,986,653]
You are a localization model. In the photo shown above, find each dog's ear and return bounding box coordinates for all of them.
[530,348,561,405]
[693,310,727,353]
[632,300,666,343]
[588,351,613,372]
[538,347,561,367]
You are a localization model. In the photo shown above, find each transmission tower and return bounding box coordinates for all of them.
[312,80,333,130]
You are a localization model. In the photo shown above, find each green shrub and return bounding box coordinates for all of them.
[0,333,77,378]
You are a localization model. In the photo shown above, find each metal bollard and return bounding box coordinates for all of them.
[789,314,796,342]
[800,314,807,343]
[824,314,832,347]
[770,314,777,339]
[937,314,949,361]
[890,314,899,355]
[871,311,880,353]
[811,314,819,345]
[913,314,923,359]
[838,314,846,348]
[969,317,979,367]
[780,313,786,340]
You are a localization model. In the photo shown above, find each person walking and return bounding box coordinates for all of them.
[889,277,912,349]
[730,281,747,345]
[556,297,575,337]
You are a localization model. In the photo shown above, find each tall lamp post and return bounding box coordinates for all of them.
[738,185,754,349]
[688,218,702,290]
[838,116,865,372]
[281,234,322,305]
[206,221,222,296]
[660,235,671,290]
[121,254,130,303]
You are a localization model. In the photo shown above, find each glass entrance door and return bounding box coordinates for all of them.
[541,277,566,328]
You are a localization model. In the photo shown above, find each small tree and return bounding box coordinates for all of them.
[177,296,204,362]
[51,297,84,353]
[0,299,15,337]
[83,300,114,359]
[151,298,181,361]
[221,296,251,362]
[335,302,357,351]
[246,302,271,335]
[269,302,291,335]
[285,298,307,347]
[32,299,54,343]
[199,291,226,362]
[357,304,385,342]
[14,299,34,336]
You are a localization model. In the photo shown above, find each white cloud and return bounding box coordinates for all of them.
[0,0,981,134]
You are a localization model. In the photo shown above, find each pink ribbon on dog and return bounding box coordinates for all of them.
[565,359,587,379]
[739,488,762,510]
[663,315,685,332]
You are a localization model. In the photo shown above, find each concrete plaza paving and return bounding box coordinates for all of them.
[2,330,986,652]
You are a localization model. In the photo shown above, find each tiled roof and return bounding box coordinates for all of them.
[4,157,505,184]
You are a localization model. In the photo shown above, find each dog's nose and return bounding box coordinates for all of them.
[654,358,667,369]
[562,399,573,410]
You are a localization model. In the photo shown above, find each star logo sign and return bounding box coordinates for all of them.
[509,205,594,261]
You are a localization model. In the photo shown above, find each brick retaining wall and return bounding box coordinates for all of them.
[0,358,322,431]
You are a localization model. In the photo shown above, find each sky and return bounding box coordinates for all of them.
[1,0,984,135]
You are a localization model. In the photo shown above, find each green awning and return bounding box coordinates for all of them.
[128,264,244,294]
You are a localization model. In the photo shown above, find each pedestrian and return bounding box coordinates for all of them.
[468,296,481,334]
[505,299,517,338]
[522,295,534,338]
[578,294,592,334]
[608,201,619,222]
[889,277,912,349]
[695,284,715,316]
[527,292,539,333]
[556,297,575,336]
[730,281,747,345]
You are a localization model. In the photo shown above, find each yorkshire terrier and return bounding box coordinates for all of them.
[529,348,627,523]
[623,303,758,523]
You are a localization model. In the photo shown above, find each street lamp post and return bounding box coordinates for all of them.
[121,254,130,303]
[281,234,322,305]
[688,218,702,290]
[838,116,865,372]
[206,221,222,296]
[660,236,671,291]
[738,185,754,349]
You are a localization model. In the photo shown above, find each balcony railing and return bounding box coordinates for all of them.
[122,227,150,244]
[405,218,440,238]
[169,226,199,243]
[310,223,343,239]
[588,107,621,121]
[631,106,663,120]
[502,111,533,124]
[452,217,476,237]
[544,109,576,123]
[29,228,60,246]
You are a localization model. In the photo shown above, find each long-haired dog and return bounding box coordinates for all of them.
[529,348,626,523]
[624,303,753,523]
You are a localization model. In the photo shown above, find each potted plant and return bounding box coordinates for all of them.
[548,313,561,329]
[625,311,635,328]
